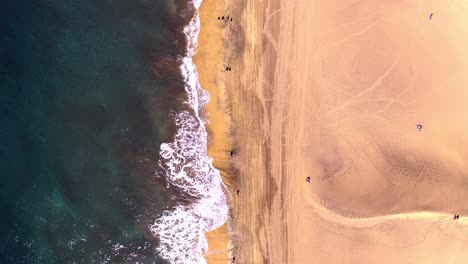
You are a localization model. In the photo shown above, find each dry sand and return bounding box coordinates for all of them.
[198,0,468,263]
[212,0,468,263]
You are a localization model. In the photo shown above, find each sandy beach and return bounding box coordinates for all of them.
[199,0,468,263]
[194,0,235,263]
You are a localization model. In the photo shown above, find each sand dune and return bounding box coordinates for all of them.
[225,0,468,263]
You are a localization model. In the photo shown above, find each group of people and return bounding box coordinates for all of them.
[218,16,233,22]
[220,14,234,264]
[218,15,233,72]
[454,214,460,220]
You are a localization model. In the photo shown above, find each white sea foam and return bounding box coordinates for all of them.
[151,1,230,263]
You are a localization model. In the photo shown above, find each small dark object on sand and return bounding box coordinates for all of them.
[236,190,240,195]
[454,214,460,220]
[222,16,224,20]
[230,18,233,21]
[232,256,236,262]
[416,124,423,131]
[230,150,234,156]
[218,17,220,20]
[306,176,311,183]
[429,13,433,20]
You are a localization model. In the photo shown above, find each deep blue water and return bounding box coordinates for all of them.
[0,0,187,263]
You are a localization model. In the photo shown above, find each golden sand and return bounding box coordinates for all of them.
[199,0,468,263]
[194,0,235,263]
[239,0,468,263]
[196,0,269,262]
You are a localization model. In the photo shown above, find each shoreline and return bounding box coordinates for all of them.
[151,0,232,262]
[194,0,235,263]
[196,0,270,263]
[195,0,267,263]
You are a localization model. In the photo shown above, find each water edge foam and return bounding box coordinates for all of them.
[151,1,230,263]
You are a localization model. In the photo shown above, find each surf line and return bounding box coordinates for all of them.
[150,1,230,264]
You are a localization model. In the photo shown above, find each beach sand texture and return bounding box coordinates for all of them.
[195,0,235,263]
[201,0,468,263]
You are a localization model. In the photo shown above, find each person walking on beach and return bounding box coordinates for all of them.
[306,176,311,183]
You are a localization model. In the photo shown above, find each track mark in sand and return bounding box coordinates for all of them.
[262,2,300,82]
[307,191,468,229]
[330,8,381,32]
[305,193,468,247]
[261,0,280,54]
[308,213,444,248]
[205,247,234,256]
[262,27,279,54]
[455,0,468,11]
[375,66,468,116]
[319,17,383,51]
[264,4,298,25]
[389,163,428,203]
[373,82,411,115]
[326,56,400,116]
[263,130,272,144]
[376,221,441,248]
[262,1,294,55]
[329,97,400,116]
[262,76,273,91]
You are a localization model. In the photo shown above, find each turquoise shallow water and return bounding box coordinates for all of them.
[0,0,188,263]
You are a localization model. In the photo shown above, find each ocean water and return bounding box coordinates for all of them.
[0,0,228,263]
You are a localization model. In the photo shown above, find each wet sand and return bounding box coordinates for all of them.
[223,0,468,263]
[194,0,235,263]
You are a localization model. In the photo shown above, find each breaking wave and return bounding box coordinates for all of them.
[151,0,230,263]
